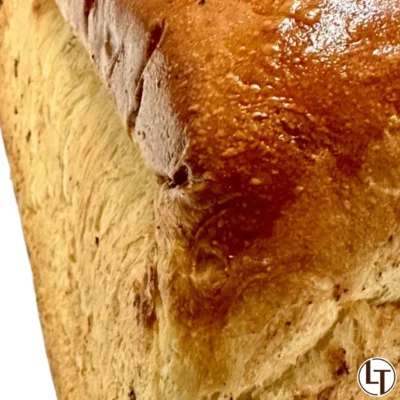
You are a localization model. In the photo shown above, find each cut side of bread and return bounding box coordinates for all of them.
[1,0,400,399]
[0,1,158,398]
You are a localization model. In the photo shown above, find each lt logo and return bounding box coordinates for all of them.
[358,358,397,397]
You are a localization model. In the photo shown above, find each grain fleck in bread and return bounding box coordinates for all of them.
[1,0,400,398]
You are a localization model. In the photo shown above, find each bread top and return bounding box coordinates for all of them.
[53,0,400,397]
[58,0,400,217]
[56,0,400,304]
[59,0,400,182]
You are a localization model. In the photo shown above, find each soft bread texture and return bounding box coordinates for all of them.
[1,0,400,399]
[0,1,158,398]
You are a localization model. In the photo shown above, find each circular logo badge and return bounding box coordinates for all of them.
[358,358,397,397]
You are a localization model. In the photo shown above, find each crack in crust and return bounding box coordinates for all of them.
[106,42,124,84]
[83,0,96,35]
[126,21,166,132]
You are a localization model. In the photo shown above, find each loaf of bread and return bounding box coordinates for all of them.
[1,0,400,398]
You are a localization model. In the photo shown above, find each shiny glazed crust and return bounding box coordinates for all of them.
[54,1,400,317]
[54,0,400,310]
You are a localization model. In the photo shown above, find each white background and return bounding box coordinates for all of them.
[0,134,57,399]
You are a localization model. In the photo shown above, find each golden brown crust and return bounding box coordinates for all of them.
[53,0,400,317]
[56,0,400,181]
[62,0,400,320]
